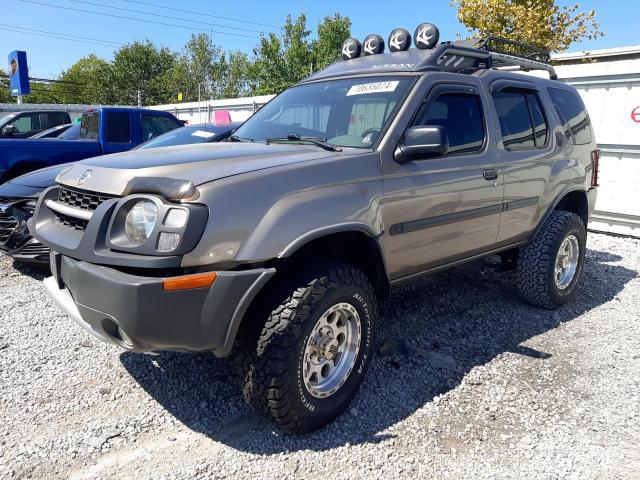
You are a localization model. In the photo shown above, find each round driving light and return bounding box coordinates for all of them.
[388,28,411,52]
[341,38,362,60]
[414,23,440,49]
[125,200,158,246]
[363,34,385,56]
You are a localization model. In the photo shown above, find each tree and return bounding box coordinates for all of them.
[249,12,351,95]
[312,14,352,70]
[53,55,112,104]
[219,51,252,99]
[109,40,177,105]
[452,0,603,52]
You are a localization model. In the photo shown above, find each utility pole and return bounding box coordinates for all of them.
[16,95,23,105]
[137,90,142,107]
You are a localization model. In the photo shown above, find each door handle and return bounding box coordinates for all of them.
[483,168,498,181]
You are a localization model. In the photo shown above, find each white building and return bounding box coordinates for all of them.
[553,46,640,237]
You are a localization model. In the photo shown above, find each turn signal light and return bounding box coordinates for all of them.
[162,272,217,291]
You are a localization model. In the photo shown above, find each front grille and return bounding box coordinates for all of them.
[20,203,35,216]
[54,187,114,232]
[58,187,112,212]
[55,211,89,231]
[0,216,18,243]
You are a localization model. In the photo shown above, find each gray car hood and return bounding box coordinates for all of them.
[56,142,339,196]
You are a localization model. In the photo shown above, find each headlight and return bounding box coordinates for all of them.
[107,194,208,256]
[125,200,158,245]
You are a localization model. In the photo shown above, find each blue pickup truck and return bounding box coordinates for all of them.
[0,107,182,183]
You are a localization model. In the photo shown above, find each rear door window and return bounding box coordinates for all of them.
[105,111,131,143]
[492,90,549,151]
[526,93,549,147]
[547,87,592,145]
[493,91,535,150]
[80,112,100,140]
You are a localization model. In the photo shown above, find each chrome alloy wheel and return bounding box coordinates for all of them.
[303,302,362,398]
[555,234,580,290]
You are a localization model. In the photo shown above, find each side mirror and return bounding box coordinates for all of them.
[394,125,449,163]
[1,125,17,136]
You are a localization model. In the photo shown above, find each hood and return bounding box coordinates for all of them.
[10,163,73,188]
[56,142,342,196]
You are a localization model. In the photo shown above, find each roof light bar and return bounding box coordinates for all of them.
[388,28,411,52]
[363,34,385,56]
[414,23,439,49]
[341,38,362,60]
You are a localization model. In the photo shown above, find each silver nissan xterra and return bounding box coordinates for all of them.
[32,26,598,433]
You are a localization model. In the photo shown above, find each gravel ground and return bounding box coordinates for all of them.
[0,232,639,480]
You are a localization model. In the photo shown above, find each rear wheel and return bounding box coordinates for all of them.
[516,211,586,309]
[240,261,377,433]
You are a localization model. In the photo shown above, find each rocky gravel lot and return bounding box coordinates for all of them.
[0,232,639,480]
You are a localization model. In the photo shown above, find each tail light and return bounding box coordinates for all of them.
[590,148,600,187]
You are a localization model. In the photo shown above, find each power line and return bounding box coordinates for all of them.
[120,0,281,29]
[0,26,118,48]
[19,0,260,39]
[70,0,267,34]
[0,23,122,47]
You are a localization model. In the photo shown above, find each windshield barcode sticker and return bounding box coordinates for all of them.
[191,130,216,138]
[346,81,399,96]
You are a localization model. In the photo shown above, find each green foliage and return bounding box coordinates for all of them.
[453,0,604,52]
[108,40,177,105]
[1,12,352,105]
[250,13,351,95]
[54,55,112,104]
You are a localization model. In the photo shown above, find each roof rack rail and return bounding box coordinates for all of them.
[477,36,551,63]
[433,41,558,80]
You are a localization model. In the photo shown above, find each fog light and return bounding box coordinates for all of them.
[164,208,188,228]
[157,232,181,252]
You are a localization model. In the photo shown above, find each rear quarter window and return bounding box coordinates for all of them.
[80,112,99,140]
[547,87,593,145]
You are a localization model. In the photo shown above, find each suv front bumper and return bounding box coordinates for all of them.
[45,253,275,356]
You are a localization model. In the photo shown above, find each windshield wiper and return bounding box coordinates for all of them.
[227,134,253,143]
[266,134,342,152]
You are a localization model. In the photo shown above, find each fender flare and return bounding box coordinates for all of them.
[277,222,382,258]
[530,187,588,240]
[276,222,391,296]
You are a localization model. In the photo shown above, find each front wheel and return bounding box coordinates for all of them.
[242,262,377,433]
[516,211,587,309]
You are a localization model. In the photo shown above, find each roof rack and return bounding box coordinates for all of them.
[312,27,559,82]
[433,38,558,80]
[477,36,551,63]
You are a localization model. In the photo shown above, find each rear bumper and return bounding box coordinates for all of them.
[46,253,275,356]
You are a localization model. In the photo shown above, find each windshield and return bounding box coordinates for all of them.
[232,76,415,148]
[58,123,81,140]
[136,124,235,149]
[0,113,16,125]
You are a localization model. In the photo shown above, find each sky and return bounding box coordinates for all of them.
[2,0,640,78]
